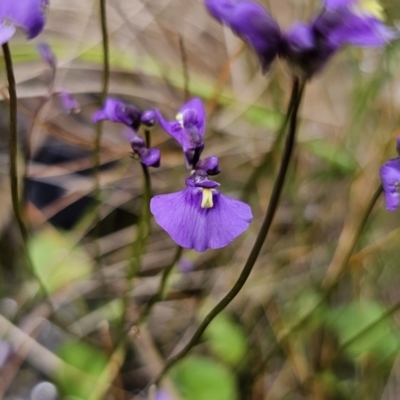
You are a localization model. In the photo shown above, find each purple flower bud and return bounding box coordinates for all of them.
[153,98,206,168]
[93,98,142,130]
[151,171,252,252]
[179,258,194,273]
[196,156,221,175]
[38,42,56,70]
[57,89,80,114]
[137,147,161,168]
[0,0,49,44]
[141,109,156,127]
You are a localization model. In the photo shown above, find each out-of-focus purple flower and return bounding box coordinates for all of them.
[205,0,281,72]
[155,390,172,400]
[151,169,252,252]
[93,98,142,130]
[153,98,206,168]
[0,0,48,45]
[57,89,80,114]
[204,0,396,78]
[179,258,195,273]
[38,42,56,71]
[126,129,161,168]
[380,158,400,211]
[0,341,12,369]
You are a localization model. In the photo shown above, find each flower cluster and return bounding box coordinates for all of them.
[93,98,160,168]
[204,0,396,78]
[150,99,253,252]
[380,137,400,211]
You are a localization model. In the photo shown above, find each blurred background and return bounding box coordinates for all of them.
[1,0,400,399]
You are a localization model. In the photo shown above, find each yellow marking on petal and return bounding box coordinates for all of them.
[201,188,214,209]
[190,169,196,175]
[176,112,183,127]
[359,0,384,20]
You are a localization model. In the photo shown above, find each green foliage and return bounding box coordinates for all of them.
[57,340,109,400]
[30,228,91,293]
[325,301,400,363]
[244,106,283,130]
[303,140,358,174]
[205,313,247,366]
[172,356,237,400]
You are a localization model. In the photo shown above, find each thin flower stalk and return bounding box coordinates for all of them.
[153,78,305,385]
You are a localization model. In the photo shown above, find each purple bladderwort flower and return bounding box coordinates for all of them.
[204,0,396,78]
[153,98,206,168]
[379,137,400,211]
[0,0,48,45]
[151,165,252,252]
[38,42,56,71]
[93,98,142,130]
[126,129,161,168]
[57,89,80,114]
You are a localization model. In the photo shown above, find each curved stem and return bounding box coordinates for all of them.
[2,43,49,297]
[153,78,306,385]
[138,246,183,325]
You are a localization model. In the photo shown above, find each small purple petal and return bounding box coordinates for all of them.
[138,147,161,168]
[379,158,400,211]
[155,390,172,400]
[0,22,16,45]
[179,258,194,273]
[58,90,80,113]
[196,156,221,175]
[153,109,183,143]
[0,342,12,368]
[285,24,315,51]
[151,187,252,252]
[205,0,281,72]
[141,109,156,127]
[179,98,206,136]
[324,0,357,9]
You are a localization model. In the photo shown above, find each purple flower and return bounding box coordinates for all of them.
[150,169,252,252]
[204,0,395,78]
[38,42,56,71]
[57,89,80,114]
[196,156,221,175]
[153,98,206,168]
[0,0,48,44]
[380,157,400,212]
[93,98,142,130]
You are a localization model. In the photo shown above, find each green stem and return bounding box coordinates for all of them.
[241,79,299,202]
[138,246,183,325]
[153,78,306,385]
[2,43,49,298]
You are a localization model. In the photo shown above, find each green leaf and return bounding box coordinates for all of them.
[172,356,237,400]
[244,106,283,130]
[29,228,92,293]
[303,140,358,174]
[57,341,109,400]
[205,313,247,366]
[325,302,400,363]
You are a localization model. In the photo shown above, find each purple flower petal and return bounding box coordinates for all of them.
[38,42,56,71]
[324,0,357,9]
[93,98,142,129]
[141,109,156,127]
[179,98,206,136]
[0,0,48,41]
[138,147,161,168]
[155,390,172,400]
[151,187,252,252]
[0,22,16,45]
[379,158,400,211]
[204,0,281,72]
[196,156,221,175]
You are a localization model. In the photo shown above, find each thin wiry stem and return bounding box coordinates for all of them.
[153,78,306,385]
[138,246,183,325]
[2,43,49,297]
[178,34,190,102]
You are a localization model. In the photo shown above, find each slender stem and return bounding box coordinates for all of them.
[241,79,299,202]
[153,78,306,385]
[138,246,183,325]
[2,43,49,297]
[145,129,151,148]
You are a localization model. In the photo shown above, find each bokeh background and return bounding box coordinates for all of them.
[1,0,400,399]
